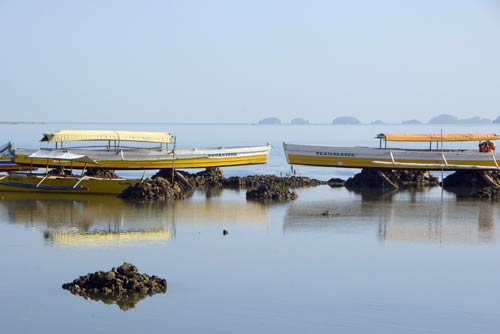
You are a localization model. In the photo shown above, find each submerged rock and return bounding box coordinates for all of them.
[62,262,167,311]
[246,183,298,201]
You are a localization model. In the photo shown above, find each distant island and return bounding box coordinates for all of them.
[401,119,422,125]
[429,114,491,124]
[290,117,310,125]
[254,114,499,125]
[332,116,361,125]
[258,117,282,125]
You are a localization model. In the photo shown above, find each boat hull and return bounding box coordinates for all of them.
[284,143,500,170]
[0,157,34,172]
[14,145,271,170]
[0,174,137,195]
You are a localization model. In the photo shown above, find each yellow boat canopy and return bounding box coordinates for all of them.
[40,130,174,144]
[376,133,500,142]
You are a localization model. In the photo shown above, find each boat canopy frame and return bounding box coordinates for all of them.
[375,133,500,149]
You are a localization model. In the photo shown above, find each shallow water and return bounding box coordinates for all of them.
[1,123,500,333]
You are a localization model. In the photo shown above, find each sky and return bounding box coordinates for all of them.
[1,0,500,123]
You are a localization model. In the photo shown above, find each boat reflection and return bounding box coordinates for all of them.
[283,194,498,244]
[0,190,270,246]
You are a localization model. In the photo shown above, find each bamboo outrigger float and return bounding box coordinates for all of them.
[0,151,137,194]
[283,133,500,171]
[14,130,271,170]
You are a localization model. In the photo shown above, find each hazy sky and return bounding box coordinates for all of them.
[1,0,500,123]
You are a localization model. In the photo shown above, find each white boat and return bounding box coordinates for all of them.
[14,130,271,170]
[283,133,500,170]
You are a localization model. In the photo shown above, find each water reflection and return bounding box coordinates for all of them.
[0,190,270,246]
[283,193,499,244]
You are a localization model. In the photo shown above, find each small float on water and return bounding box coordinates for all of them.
[14,130,271,170]
[283,133,500,170]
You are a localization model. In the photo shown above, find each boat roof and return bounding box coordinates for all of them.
[376,133,500,142]
[28,150,99,164]
[40,130,174,144]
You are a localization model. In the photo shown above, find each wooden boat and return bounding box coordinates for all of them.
[283,133,500,170]
[0,142,33,172]
[0,152,137,194]
[14,130,271,170]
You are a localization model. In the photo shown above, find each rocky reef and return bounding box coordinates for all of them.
[121,168,324,202]
[345,169,439,191]
[62,263,167,311]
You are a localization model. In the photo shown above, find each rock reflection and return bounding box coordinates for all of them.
[73,290,157,311]
[283,193,499,244]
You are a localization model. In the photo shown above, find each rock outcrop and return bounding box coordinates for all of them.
[345,169,439,191]
[120,177,186,201]
[327,178,345,187]
[224,175,325,189]
[443,170,500,189]
[445,170,500,200]
[62,263,167,311]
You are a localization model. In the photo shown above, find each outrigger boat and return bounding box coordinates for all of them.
[0,142,33,172]
[0,151,137,194]
[14,130,271,170]
[283,133,500,170]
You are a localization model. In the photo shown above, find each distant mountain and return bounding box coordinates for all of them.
[401,119,422,125]
[370,120,385,125]
[258,117,282,125]
[332,116,361,125]
[290,118,310,125]
[456,117,491,124]
[494,116,500,124]
[428,114,459,124]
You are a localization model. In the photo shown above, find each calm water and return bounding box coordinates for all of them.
[1,123,500,333]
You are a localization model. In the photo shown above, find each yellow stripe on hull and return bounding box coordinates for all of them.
[287,154,499,170]
[0,174,137,195]
[15,154,269,170]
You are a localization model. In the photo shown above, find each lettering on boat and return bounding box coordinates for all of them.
[315,152,355,157]
[208,153,238,158]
